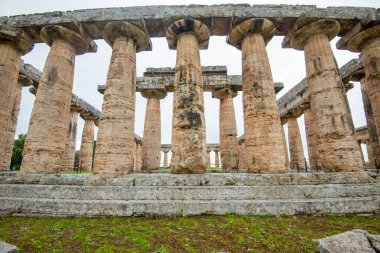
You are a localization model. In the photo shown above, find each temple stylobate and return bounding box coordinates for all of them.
[0,3,378,174]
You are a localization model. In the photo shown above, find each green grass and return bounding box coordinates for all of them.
[0,215,379,253]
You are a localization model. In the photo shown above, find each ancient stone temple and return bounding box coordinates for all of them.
[0,4,379,217]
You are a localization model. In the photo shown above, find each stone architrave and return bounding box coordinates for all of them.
[166,19,209,174]
[338,24,380,171]
[227,18,286,173]
[0,75,33,171]
[286,19,363,172]
[303,107,320,171]
[0,27,33,171]
[141,88,166,170]
[60,109,79,172]
[213,87,239,170]
[79,116,95,172]
[280,122,290,170]
[21,25,96,174]
[214,148,220,169]
[93,21,151,176]
[287,117,306,172]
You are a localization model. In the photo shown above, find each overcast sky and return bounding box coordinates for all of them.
[0,0,377,165]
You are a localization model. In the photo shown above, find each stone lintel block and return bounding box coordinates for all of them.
[139,83,167,99]
[283,18,340,50]
[337,23,380,52]
[18,74,33,87]
[40,24,97,55]
[0,25,33,54]
[212,86,237,99]
[166,18,210,50]
[227,18,275,50]
[102,21,152,52]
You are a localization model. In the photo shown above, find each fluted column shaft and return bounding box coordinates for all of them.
[79,119,94,171]
[219,94,239,170]
[304,108,320,171]
[61,110,79,171]
[169,20,208,174]
[163,151,169,167]
[215,150,220,169]
[304,35,363,171]
[281,125,290,170]
[287,117,306,172]
[238,142,246,169]
[206,151,211,167]
[365,140,374,166]
[136,142,143,170]
[22,39,76,173]
[142,97,161,170]
[229,18,285,173]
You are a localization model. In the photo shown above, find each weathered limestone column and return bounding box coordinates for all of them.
[21,25,96,173]
[213,87,239,170]
[285,19,363,172]
[228,18,286,173]
[287,117,306,172]
[303,107,320,172]
[0,75,33,170]
[135,141,143,170]
[338,24,380,171]
[163,151,169,167]
[166,19,210,174]
[141,87,167,170]
[0,27,33,171]
[93,22,151,176]
[206,147,211,167]
[79,115,95,172]
[214,148,220,169]
[280,122,290,170]
[358,141,366,166]
[238,140,246,169]
[60,109,79,172]
[365,140,375,167]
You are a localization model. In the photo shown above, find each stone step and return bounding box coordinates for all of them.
[0,184,379,201]
[0,172,378,186]
[1,196,379,216]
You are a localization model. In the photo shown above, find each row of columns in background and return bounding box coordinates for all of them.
[1,17,379,175]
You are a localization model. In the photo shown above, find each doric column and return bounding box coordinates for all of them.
[338,24,380,171]
[285,19,363,172]
[0,27,33,171]
[238,139,246,169]
[141,87,167,170]
[228,18,286,173]
[287,117,306,172]
[135,141,143,170]
[166,19,210,174]
[0,75,33,171]
[365,140,375,167]
[21,25,96,174]
[163,151,169,167]
[280,122,290,170]
[93,22,151,176]
[359,76,380,170]
[212,87,239,170]
[206,147,211,168]
[214,148,220,169]
[79,115,95,172]
[60,109,79,172]
[303,107,320,172]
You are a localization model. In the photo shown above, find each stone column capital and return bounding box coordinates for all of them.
[212,86,237,99]
[283,19,340,50]
[140,84,167,99]
[18,74,33,87]
[227,18,276,50]
[40,24,97,55]
[0,25,33,55]
[166,18,210,50]
[103,21,152,52]
[337,23,380,52]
